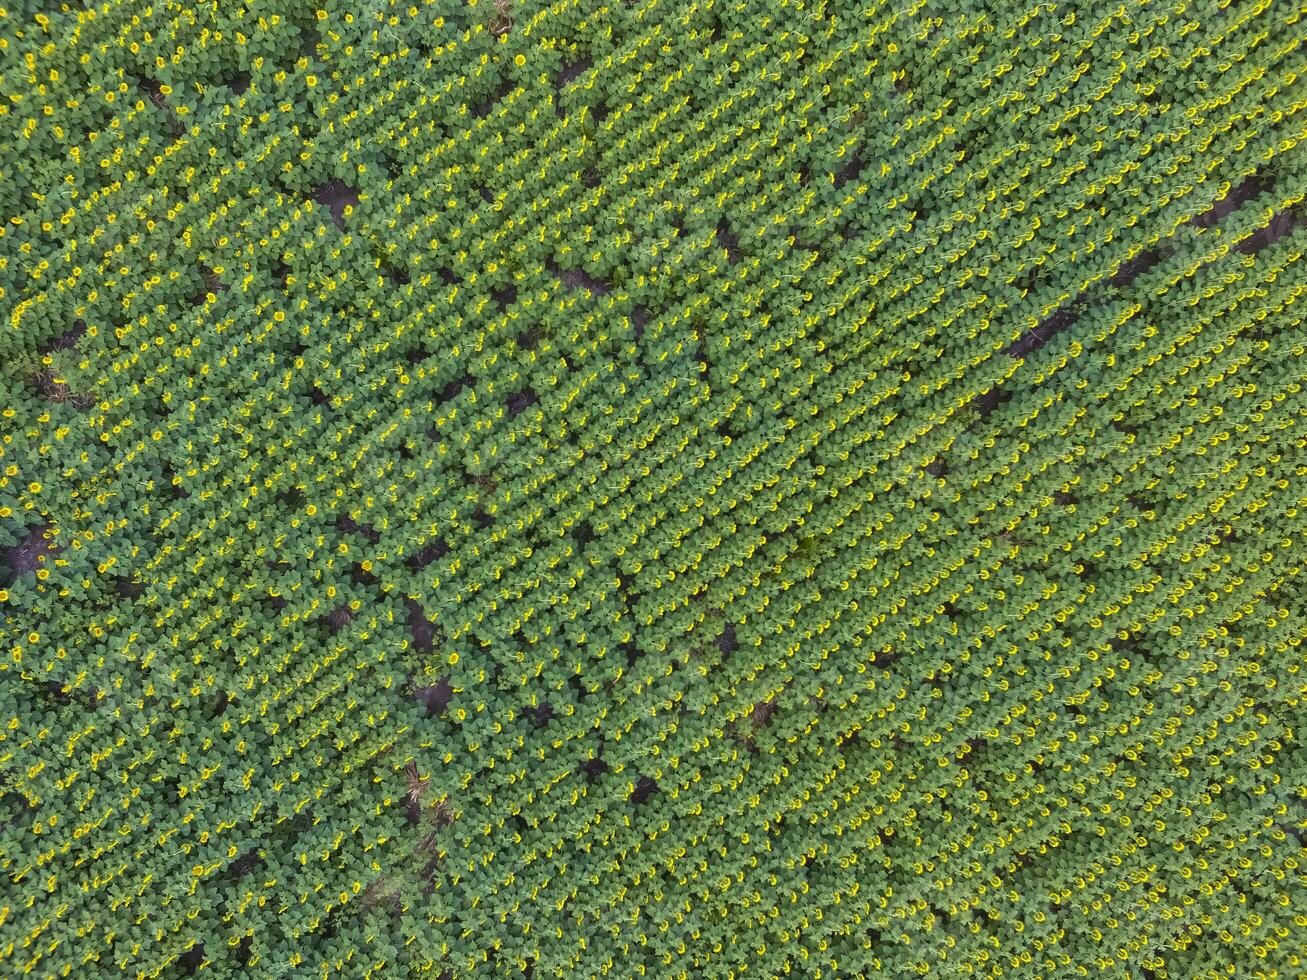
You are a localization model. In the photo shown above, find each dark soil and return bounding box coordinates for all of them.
[313,181,361,225]
[405,598,438,652]
[6,524,59,578]
[413,677,453,716]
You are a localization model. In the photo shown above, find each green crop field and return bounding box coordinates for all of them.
[0,1,1304,977]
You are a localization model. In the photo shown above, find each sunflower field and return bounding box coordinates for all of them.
[0,1,1304,977]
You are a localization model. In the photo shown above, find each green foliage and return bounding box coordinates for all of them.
[0,0,1304,977]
